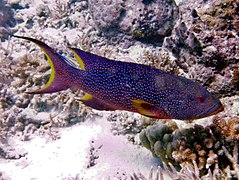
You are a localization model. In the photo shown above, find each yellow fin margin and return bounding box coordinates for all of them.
[70,49,85,70]
[132,99,156,117]
[79,93,93,101]
[37,47,56,91]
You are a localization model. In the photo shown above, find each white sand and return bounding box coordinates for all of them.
[0,116,164,179]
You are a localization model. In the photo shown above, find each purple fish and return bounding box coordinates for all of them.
[14,35,223,120]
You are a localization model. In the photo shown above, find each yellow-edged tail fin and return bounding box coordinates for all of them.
[13,35,73,94]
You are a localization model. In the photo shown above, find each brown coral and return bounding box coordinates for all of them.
[232,66,239,90]
[199,0,239,32]
[198,0,239,68]
[211,116,239,141]
[140,117,239,178]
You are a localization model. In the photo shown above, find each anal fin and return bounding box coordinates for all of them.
[76,93,115,111]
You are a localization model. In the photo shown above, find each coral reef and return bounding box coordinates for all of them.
[131,159,236,180]
[88,0,179,44]
[163,0,239,97]
[164,22,203,57]
[141,47,179,74]
[197,0,239,97]
[0,0,99,140]
[232,66,239,90]
[0,46,93,146]
[107,112,143,144]
[140,117,239,178]
[139,120,178,164]
[0,0,238,179]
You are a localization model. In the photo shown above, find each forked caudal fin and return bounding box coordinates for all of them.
[13,35,74,94]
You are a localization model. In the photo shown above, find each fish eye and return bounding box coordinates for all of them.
[197,96,205,103]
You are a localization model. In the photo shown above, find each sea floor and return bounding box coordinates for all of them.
[0,114,165,179]
[1,0,238,179]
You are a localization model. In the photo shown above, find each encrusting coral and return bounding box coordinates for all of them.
[140,117,239,178]
[141,47,179,74]
[197,0,239,97]
[163,0,239,98]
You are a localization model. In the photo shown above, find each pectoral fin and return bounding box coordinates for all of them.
[132,99,170,119]
[76,93,115,111]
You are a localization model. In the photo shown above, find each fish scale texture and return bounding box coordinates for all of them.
[75,58,222,120]
[14,36,223,120]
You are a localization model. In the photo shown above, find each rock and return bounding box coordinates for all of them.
[162,0,239,97]
[88,0,179,44]
[0,0,16,40]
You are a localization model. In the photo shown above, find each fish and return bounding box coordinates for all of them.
[13,35,224,120]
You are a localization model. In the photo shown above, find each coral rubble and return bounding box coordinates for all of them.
[0,0,16,41]
[107,111,143,144]
[0,47,93,149]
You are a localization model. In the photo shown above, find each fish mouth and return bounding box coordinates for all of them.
[207,104,224,116]
[196,102,224,119]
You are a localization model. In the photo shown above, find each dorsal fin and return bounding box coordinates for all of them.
[69,48,114,71]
